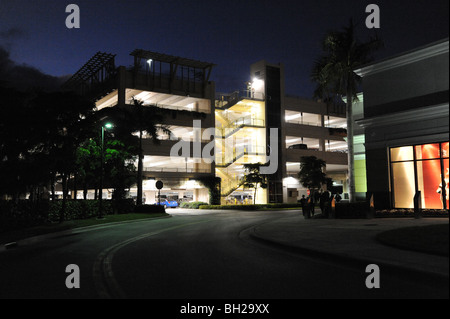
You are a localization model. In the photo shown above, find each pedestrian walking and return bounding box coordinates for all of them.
[320,190,330,217]
[309,194,315,217]
[300,195,307,217]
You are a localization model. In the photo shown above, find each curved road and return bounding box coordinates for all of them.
[0,210,446,299]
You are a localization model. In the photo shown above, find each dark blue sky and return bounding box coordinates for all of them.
[0,0,448,97]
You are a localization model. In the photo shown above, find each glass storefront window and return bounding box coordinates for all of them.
[391,162,415,208]
[417,159,444,209]
[415,143,440,160]
[441,142,449,158]
[442,159,449,209]
[390,146,414,162]
[390,141,449,209]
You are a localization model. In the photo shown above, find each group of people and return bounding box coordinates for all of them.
[299,190,341,219]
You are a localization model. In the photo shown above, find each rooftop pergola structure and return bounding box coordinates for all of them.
[62,51,117,98]
[130,49,216,96]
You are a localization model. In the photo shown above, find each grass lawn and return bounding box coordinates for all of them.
[0,212,169,245]
[376,224,449,257]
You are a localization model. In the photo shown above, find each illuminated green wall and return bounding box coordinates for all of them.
[354,158,367,193]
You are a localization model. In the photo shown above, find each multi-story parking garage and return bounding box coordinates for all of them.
[64,50,350,204]
[64,50,216,204]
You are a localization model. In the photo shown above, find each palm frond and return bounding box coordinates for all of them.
[310,19,383,102]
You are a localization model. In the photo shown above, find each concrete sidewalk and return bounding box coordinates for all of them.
[250,213,449,279]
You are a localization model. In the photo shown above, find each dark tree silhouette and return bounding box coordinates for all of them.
[311,19,382,202]
[242,163,268,204]
[97,98,171,205]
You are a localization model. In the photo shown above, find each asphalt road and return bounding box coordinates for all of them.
[0,210,446,299]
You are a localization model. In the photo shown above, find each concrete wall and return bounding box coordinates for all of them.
[362,46,448,117]
[358,40,449,208]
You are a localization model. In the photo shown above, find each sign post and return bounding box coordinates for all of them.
[156,180,163,206]
[414,191,422,219]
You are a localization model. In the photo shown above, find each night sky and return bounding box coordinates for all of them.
[0,0,449,97]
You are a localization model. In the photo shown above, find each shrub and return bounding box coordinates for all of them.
[179,202,189,208]
[0,199,166,233]
[0,200,50,231]
[47,200,114,221]
[335,201,369,219]
[180,201,209,209]
[0,200,118,230]
[265,203,302,209]
[134,204,166,214]
[199,204,259,210]
[112,199,135,214]
[198,203,303,210]
[375,208,448,218]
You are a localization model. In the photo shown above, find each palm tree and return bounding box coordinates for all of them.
[311,19,382,202]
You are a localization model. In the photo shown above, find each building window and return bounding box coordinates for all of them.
[390,142,449,209]
[391,161,416,208]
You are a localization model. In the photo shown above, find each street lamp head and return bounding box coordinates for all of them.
[104,123,113,129]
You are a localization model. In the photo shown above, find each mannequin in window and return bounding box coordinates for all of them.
[437,168,449,208]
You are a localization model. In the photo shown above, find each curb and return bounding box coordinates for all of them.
[248,227,449,284]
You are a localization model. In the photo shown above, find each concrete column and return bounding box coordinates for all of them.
[321,114,326,151]
[144,190,157,204]
[193,189,199,202]
[320,139,326,151]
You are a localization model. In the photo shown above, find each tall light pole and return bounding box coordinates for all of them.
[98,122,113,219]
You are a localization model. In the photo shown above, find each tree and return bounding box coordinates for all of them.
[311,19,382,202]
[0,88,95,212]
[131,98,171,205]
[97,98,171,205]
[103,139,137,201]
[0,86,32,199]
[298,156,327,196]
[75,138,101,200]
[75,126,138,200]
[242,163,268,205]
[198,175,221,205]
[29,91,95,221]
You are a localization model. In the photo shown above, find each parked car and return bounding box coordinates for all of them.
[156,199,178,208]
[288,143,308,150]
